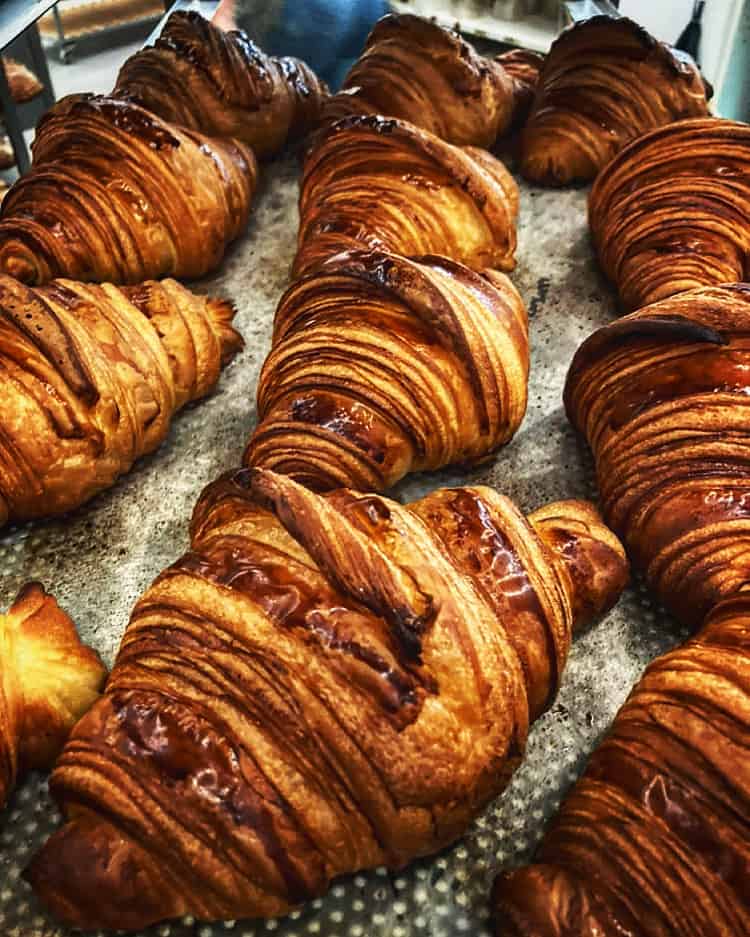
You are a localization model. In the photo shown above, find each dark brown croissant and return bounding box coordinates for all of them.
[245,249,529,492]
[0,275,242,526]
[0,583,106,809]
[490,285,750,936]
[492,589,750,937]
[589,117,750,311]
[114,10,327,158]
[27,467,627,930]
[520,15,711,186]
[294,115,519,278]
[320,14,542,147]
[0,94,257,286]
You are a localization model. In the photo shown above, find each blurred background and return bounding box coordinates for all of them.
[0,0,747,187]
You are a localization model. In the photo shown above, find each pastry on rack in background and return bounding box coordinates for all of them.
[0,583,106,809]
[589,118,750,311]
[0,94,257,286]
[320,14,543,148]
[2,57,43,104]
[0,135,14,170]
[492,588,750,937]
[520,15,711,186]
[114,10,328,159]
[295,115,519,277]
[245,249,529,492]
[491,283,750,937]
[27,468,628,929]
[0,276,242,527]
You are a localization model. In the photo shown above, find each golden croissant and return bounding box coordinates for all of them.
[3,57,43,104]
[27,467,628,929]
[590,117,750,311]
[492,589,750,936]
[320,14,542,148]
[0,94,257,286]
[520,15,711,186]
[0,583,106,809]
[295,115,519,277]
[245,249,529,492]
[493,285,750,935]
[0,275,242,526]
[114,10,327,158]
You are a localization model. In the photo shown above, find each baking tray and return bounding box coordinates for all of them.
[0,155,690,937]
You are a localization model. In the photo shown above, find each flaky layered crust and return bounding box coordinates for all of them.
[0,583,106,808]
[589,118,750,311]
[244,250,529,491]
[295,115,519,277]
[320,14,541,147]
[0,276,242,525]
[0,94,257,285]
[114,11,327,158]
[564,284,750,627]
[27,468,627,929]
[493,590,750,937]
[520,15,710,186]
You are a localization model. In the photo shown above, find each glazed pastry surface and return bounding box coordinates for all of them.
[321,13,542,147]
[0,583,106,809]
[115,10,327,158]
[295,115,519,278]
[520,15,710,186]
[589,118,750,311]
[27,468,627,929]
[492,283,750,935]
[245,249,529,492]
[0,94,257,285]
[0,275,242,525]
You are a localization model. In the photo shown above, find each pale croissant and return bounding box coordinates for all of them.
[520,15,710,186]
[589,117,750,311]
[295,115,519,277]
[27,468,627,929]
[0,275,242,526]
[0,583,106,809]
[321,14,542,147]
[491,283,750,936]
[0,94,256,286]
[245,249,529,492]
[114,10,327,158]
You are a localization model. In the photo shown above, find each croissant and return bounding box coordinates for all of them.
[294,115,519,278]
[0,94,257,286]
[245,249,529,492]
[114,11,327,158]
[0,275,242,526]
[0,134,13,170]
[520,15,711,186]
[3,57,43,104]
[563,283,750,628]
[320,14,542,148]
[27,467,628,929]
[0,583,106,809]
[589,117,750,311]
[492,589,750,936]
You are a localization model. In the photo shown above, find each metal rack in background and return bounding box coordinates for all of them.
[47,0,166,63]
[0,1,57,174]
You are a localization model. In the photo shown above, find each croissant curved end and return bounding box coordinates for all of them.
[25,815,184,931]
[529,500,629,631]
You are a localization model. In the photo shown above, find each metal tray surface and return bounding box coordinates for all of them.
[0,156,689,937]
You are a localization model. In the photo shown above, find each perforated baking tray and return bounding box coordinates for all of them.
[0,156,689,937]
